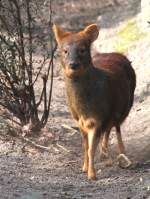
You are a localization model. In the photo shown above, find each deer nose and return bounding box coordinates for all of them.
[70,63,80,70]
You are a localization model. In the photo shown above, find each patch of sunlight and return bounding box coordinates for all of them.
[19,192,42,199]
[115,19,147,53]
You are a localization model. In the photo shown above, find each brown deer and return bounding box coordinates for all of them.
[53,24,136,180]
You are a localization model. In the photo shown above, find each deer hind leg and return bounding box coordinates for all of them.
[115,125,132,168]
[87,129,100,180]
[100,130,110,158]
[115,125,125,154]
[100,129,113,166]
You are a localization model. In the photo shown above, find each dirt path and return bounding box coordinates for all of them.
[0,71,150,199]
[0,39,150,198]
[0,0,150,198]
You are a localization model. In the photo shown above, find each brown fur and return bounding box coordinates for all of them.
[53,24,136,180]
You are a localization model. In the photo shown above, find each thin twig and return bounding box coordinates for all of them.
[21,136,51,151]
[21,136,71,154]
[26,0,33,84]
[12,0,26,63]
[36,88,44,108]
[56,143,71,153]
[32,57,47,85]
[3,115,22,127]
[61,124,79,132]
[39,0,57,127]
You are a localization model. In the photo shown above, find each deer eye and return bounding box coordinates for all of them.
[79,48,86,55]
[63,49,68,54]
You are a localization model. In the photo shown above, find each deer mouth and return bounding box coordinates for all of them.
[65,65,85,78]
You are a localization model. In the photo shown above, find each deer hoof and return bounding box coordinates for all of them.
[88,169,97,180]
[117,153,132,168]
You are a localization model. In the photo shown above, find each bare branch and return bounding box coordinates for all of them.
[0,0,55,133]
[26,0,33,83]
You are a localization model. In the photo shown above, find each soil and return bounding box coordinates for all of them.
[0,0,150,198]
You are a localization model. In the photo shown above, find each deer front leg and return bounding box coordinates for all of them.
[82,133,89,173]
[87,130,100,180]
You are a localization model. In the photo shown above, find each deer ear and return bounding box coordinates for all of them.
[84,24,99,42]
[53,24,70,45]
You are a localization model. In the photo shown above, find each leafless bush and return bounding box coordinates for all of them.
[0,0,56,133]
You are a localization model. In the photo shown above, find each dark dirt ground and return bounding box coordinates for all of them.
[0,0,150,198]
